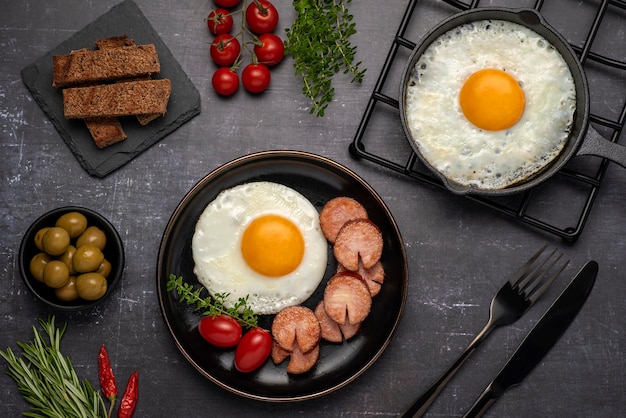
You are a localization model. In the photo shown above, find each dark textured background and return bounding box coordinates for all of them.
[1,0,624,416]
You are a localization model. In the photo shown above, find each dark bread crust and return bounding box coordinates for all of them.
[52,44,160,88]
[63,79,171,119]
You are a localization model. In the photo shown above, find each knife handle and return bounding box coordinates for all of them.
[463,384,501,418]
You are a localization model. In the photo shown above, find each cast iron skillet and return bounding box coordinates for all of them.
[399,7,626,196]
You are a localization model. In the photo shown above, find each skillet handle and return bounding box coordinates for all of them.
[576,126,626,168]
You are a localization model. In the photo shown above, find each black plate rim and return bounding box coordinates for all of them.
[156,150,408,402]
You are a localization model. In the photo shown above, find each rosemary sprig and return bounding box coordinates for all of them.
[285,0,366,117]
[167,274,259,329]
[0,316,107,418]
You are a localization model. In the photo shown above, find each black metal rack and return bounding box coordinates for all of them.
[350,0,626,242]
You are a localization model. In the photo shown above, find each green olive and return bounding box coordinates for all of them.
[55,276,79,302]
[34,227,50,251]
[43,260,70,289]
[73,245,104,273]
[41,227,70,256]
[58,245,77,275]
[95,258,112,278]
[76,272,107,300]
[30,252,52,283]
[56,212,88,239]
[76,226,107,251]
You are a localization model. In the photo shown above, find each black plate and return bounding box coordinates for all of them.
[156,151,408,401]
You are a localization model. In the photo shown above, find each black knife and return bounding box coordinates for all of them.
[462,260,598,418]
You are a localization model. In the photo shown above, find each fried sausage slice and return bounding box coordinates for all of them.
[333,219,383,271]
[315,300,362,342]
[314,300,343,343]
[337,260,385,297]
[271,340,291,365]
[286,344,320,374]
[319,197,368,244]
[271,306,321,353]
[323,272,372,325]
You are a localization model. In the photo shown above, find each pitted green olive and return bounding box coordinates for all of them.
[76,226,106,251]
[73,245,104,273]
[95,258,112,278]
[43,260,70,288]
[34,227,50,251]
[30,252,52,283]
[41,227,70,256]
[55,276,79,302]
[58,245,77,275]
[56,212,88,238]
[75,272,107,300]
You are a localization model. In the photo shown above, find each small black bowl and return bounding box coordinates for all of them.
[19,206,125,311]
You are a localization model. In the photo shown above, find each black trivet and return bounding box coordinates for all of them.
[350,0,626,242]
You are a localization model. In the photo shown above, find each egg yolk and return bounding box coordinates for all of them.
[240,215,305,277]
[459,68,525,131]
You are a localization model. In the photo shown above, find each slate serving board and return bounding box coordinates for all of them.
[21,0,201,177]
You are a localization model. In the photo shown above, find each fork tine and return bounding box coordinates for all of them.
[517,247,559,291]
[508,244,548,287]
[527,258,569,303]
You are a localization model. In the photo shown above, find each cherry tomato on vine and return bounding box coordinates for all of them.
[246,0,279,34]
[213,0,241,8]
[210,34,241,67]
[212,67,239,96]
[198,314,242,348]
[242,63,271,93]
[234,328,272,372]
[254,33,284,66]
[207,8,233,35]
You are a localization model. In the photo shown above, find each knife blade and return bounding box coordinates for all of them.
[462,260,598,418]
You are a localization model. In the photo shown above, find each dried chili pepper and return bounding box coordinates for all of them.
[118,370,139,418]
[98,344,117,418]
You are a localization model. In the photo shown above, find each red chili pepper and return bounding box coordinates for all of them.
[98,345,117,417]
[118,370,139,418]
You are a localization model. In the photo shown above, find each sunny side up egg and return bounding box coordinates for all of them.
[404,19,577,190]
[192,181,328,315]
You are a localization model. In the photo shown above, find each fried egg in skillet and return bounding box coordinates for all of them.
[404,19,577,190]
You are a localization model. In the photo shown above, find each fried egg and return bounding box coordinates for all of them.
[192,181,328,315]
[404,19,576,190]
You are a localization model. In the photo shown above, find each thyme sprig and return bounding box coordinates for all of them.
[167,274,259,329]
[0,316,107,418]
[285,0,366,117]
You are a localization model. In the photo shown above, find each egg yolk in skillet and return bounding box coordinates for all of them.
[459,68,525,131]
[241,214,305,277]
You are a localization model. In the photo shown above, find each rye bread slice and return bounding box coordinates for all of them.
[85,117,127,148]
[52,44,160,88]
[63,79,171,119]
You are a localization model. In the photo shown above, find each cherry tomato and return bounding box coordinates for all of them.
[246,0,279,34]
[253,33,284,66]
[241,63,271,93]
[234,328,272,372]
[214,0,241,7]
[207,8,233,35]
[210,34,241,67]
[212,67,239,96]
[198,314,242,348]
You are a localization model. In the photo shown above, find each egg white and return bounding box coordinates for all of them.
[192,181,328,315]
[404,19,577,190]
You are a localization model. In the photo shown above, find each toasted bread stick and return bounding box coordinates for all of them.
[63,79,171,119]
[53,44,160,88]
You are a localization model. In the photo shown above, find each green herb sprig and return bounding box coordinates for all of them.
[0,317,107,418]
[167,274,259,329]
[286,0,366,117]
